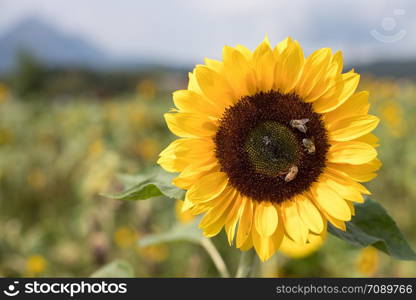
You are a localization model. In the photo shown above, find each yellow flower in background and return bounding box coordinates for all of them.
[175,200,195,224]
[137,245,169,263]
[0,82,9,103]
[26,255,47,275]
[0,127,12,145]
[381,101,404,137]
[88,139,105,158]
[158,37,381,261]
[127,105,147,126]
[356,247,379,276]
[104,102,119,122]
[137,79,156,100]
[135,138,160,162]
[113,226,138,249]
[27,168,46,190]
[279,231,325,258]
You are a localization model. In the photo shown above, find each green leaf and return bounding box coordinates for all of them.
[90,260,134,278]
[328,197,416,260]
[103,167,185,201]
[138,220,203,247]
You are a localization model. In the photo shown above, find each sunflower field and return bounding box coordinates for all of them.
[0,72,415,277]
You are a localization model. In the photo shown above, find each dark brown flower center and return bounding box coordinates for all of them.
[214,90,329,203]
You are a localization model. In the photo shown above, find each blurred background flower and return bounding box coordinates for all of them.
[0,83,9,103]
[356,247,380,276]
[25,255,47,276]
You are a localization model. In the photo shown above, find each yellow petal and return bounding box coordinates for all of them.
[303,53,341,102]
[235,44,252,60]
[172,138,214,159]
[201,213,228,238]
[332,51,344,74]
[296,194,324,234]
[253,40,275,92]
[240,236,253,251]
[225,194,244,244]
[324,212,347,231]
[172,158,219,189]
[166,138,214,162]
[325,167,371,195]
[173,90,222,118]
[328,158,381,182]
[354,133,379,147]
[194,65,235,107]
[313,72,360,113]
[200,190,238,238]
[182,196,194,211]
[204,58,223,74]
[199,187,236,228]
[328,115,380,142]
[252,217,284,262]
[347,200,356,216]
[274,40,305,93]
[186,172,228,203]
[236,197,254,248]
[164,112,217,138]
[295,48,332,100]
[222,45,252,98]
[254,201,278,237]
[320,172,365,203]
[282,201,309,244]
[273,37,292,56]
[157,140,184,172]
[158,138,182,158]
[253,38,272,60]
[312,182,351,221]
[327,141,377,165]
[324,91,370,125]
[187,71,202,94]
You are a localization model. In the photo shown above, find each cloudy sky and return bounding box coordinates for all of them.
[1,0,415,65]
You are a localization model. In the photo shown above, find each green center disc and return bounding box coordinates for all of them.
[244,121,301,177]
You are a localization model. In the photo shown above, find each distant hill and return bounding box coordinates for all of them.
[0,17,115,72]
[0,17,171,74]
[355,60,416,79]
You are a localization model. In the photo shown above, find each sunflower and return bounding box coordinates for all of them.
[158,37,381,261]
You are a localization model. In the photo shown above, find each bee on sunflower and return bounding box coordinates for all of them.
[158,37,381,261]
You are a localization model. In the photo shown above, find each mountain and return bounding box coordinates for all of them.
[0,17,117,73]
[355,60,416,79]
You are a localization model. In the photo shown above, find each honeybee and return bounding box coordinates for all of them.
[262,136,272,146]
[302,138,316,154]
[284,165,298,182]
[290,118,309,133]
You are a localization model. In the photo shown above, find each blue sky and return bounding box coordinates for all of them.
[1,0,415,65]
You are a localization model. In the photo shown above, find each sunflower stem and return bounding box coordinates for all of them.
[235,249,255,278]
[200,238,230,278]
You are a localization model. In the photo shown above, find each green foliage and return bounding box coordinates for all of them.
[13,50,46,98]
[90,260,134,278]
[329,198,416,260]
[105,167,185,201]
[139,220,203,247]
